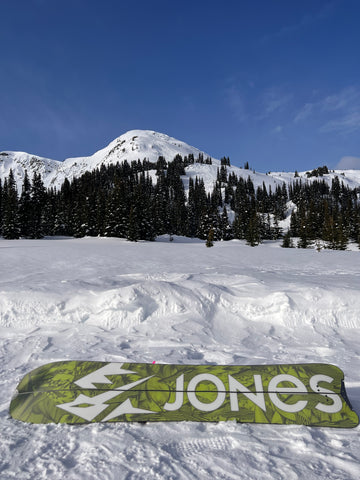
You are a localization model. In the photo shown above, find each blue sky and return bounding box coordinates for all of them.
[1,0,360,171]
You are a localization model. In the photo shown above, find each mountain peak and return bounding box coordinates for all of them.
[93,129,212,164]
[0,130,213,189]
[2,130,360,193]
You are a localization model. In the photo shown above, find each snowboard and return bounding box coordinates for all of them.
[9,361,359,427]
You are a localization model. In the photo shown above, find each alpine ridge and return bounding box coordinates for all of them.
[0,130,214,190]
[2,129,360,192]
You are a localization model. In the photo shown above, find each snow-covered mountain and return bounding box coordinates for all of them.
[1,129,360,192]
[0,130,214,190]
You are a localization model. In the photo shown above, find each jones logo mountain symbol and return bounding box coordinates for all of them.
[57,363,157,421]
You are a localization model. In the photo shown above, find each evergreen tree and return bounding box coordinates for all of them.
[127,205,140,241]
[206,227,214,247]
[72,193,88,238]
[218,165,227,184]
[297,221,311,249]
[2,170,20,239]
[42,188,57,236]
[153,170,169,235]
[219,206,232,240]
[245,213,261,246]
[18,170,32,237]
[30,172,47,238]
[187,177,197,230]
[220,156,231,166]
[168,174,187,236]
[156,156,167,174]
[281,230,293,248]
[53,178,72,236]
[271,217,283,240]
[0,179,2,235]
[321,200,333,245]
[105,179,129,238]
[95,190,107,236]
[197,209,213,240]
[330,212,348,250]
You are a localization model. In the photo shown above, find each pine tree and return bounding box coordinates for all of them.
[52,178,72,235]
[271,217,283,239]
[72,193,88,238]
[42,188,56,236]
[245,213,261,246]
[297,221,311,249]
[281,230,293,248]
[153,170,169,235]
[168,174,187,236]
[206,227,214,247]
[105,180,129,238]
[30,172,47,238]
[186,177,198,237]
[331,213,348,250]
[2,170,20,239]
[127,206,139,241]
[18,170,32,237]
[219,206,232,240]
[197,209,213,240]
[95,190,107,236]
[0,179,2,235]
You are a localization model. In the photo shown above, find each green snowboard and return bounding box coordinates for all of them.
[9,361,359,427]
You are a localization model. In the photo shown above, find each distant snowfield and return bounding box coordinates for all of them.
[0,237,359,479]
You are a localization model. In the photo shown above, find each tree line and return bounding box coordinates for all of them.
[0,154,359,249]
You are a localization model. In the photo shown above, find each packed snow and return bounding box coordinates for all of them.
[0,236,359,479]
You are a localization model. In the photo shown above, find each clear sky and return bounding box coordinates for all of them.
[1,0,360,171]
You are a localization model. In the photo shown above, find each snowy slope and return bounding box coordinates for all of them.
[2,130,360,193]
[1,130,215,190]
[269,169,360,190]
[0,237,359,479]
[0,151,59,189]
[47,130,217,189]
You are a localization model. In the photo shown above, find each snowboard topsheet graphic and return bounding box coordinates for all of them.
[9,361,359,427]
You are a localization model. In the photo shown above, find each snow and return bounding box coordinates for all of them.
[0,236,359,479]
[3,129,360,194]
[269,169,360,190]
[1,130,217,191]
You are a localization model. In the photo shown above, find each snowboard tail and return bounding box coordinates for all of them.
[9,361,359,427]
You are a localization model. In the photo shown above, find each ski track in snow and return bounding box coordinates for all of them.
[0,236,359,479]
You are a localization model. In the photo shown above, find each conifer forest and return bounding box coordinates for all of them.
[1,154,359,249]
